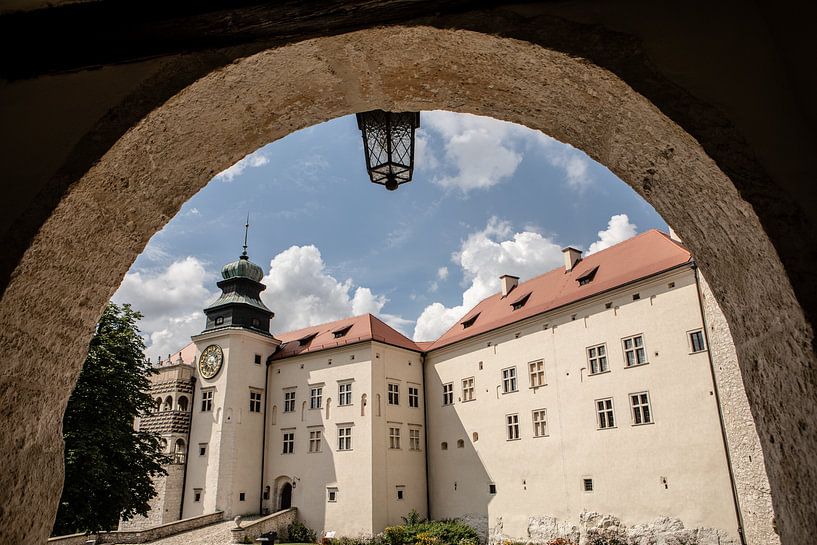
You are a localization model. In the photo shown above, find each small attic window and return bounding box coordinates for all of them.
[461,313,480,329]
[299,332,318,346]
[333,325,352,339]
[511,292,531,311]
[577,266,599,286]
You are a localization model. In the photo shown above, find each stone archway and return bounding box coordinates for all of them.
[0,26,814,545]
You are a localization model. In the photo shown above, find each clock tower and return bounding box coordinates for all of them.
[185,225,280,519]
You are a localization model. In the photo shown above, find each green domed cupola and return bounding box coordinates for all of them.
[201,219,274,335]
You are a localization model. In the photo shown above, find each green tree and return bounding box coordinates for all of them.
[52,302,168,535]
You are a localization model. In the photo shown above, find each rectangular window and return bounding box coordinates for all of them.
[689,330,706,353]
[596,398,615,429]
[532,409,548,437]
[239,492,245,501]
[198,443,207,456]
[587,344,608,374]
[194,488,202,502]
[282,431,294,454]
[338,426,352,451]
[283,390,296,412]
[396,485,405,500]
[488,483,497,494]
[622,335,648,367]
[309,430,322,453]
[528,360,545,387]
[506,413,520,440]
[389,427,401,449]
[254,354,262,365]
[408,386,419,408]
[249,391,262,413]
[409,428,421,451]
[201,389,214,412]
[502,366,518,393]
[442,382,454,405]
[583,478,594,492]
[327,487,338,502]
[631,392,653,425]
[388,383,400,405]
[310,387,323,410]
[338,382,352,406]
[462,377,475,402]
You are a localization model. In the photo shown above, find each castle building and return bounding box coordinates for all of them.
[122,230,743,542]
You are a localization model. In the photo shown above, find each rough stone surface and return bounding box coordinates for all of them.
[230,508,296,543]
[699,275,781,545]
[460,513,489,543]
[1,25,815,545]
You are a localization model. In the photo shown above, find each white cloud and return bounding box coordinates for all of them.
[413,217,564,341]
[587,214,638,254]
[534,133,593,191]
[214,149,270,182]
[422,112,523,192]
[437,267,449,280]
[261,245,411,336]
[413,214,639,341]
[113,257,217,362]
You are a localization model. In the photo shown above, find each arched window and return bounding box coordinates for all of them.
[163,396,173,411]
[472,432,479,442]
[361,393,367,417]
[457,439,465,448]
[441,442,448,450]
[177,396,189,412]
[159,438,168,452]
[325,398,332,420]
[174,439,186,464]
[155,397,162,412]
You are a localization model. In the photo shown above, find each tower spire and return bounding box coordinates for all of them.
[241,213,249,259]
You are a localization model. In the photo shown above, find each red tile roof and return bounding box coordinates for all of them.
[424,229,691,350]
[272,313,422,360]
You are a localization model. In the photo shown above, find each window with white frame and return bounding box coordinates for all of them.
[462,377,475,402]
[596,398,615,429]
[337,426,352,450]
[283,390,296,412]
[409,428,421,451]
[587,343,608,374]
[442,382,454,405]
[532,408,548,437]
[282,431,294,454]
[200,389,214,412]
[622,335,648,367]
[327,487,338,502]
[689,330,706,353]
[502,366,518,393]
[308,430,322,453]
[630,392,653,424]
[506,413,520,440]
[388,383,400,405]
[338,382,352,406]
[389,427,401,449]
[528,360,545,387]
[310,387,323,409]
[249,390,262,413]
[408,386,419,408]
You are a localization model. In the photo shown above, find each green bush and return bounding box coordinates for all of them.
[286,520,317,543]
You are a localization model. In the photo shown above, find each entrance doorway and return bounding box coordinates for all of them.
[280,482,292,510]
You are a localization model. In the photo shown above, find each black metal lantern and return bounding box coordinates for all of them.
[356,110,420,191]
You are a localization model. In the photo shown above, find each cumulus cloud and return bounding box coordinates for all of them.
[413,217,564,341]
[534,133,593,191]
[437,267,449,280]
[214,149,270,182]
[261,245,412,336]
[422,112,523,192]
[587,214,638,255]
[113,257,217,362]
[413,214,639,341]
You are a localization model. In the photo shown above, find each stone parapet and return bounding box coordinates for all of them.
[139,410,191,434]
[80,511,223,544]
[231,508,297,543]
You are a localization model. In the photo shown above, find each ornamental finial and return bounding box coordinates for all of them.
[241,213,250,259]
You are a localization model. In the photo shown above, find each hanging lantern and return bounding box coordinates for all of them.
[356,110,420,191]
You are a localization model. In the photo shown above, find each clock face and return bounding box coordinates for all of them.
[198,344,223,379]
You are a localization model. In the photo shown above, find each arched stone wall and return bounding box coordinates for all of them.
[0,26,814,545]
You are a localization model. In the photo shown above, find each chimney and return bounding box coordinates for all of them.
[562,247,582,272]
[668,227,682,243]
[499,275,519,297]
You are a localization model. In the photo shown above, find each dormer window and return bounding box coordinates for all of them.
[511,292,531,311]
[215,316,224,326]
[461,313,480,329]
[299,332,318,346]
[333,325,352,339]
[577,266,599,286]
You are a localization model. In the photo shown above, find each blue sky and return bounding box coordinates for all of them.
[114,112,666,360]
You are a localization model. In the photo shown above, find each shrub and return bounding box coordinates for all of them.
[286,520,317,543]
[402,510,426,526]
